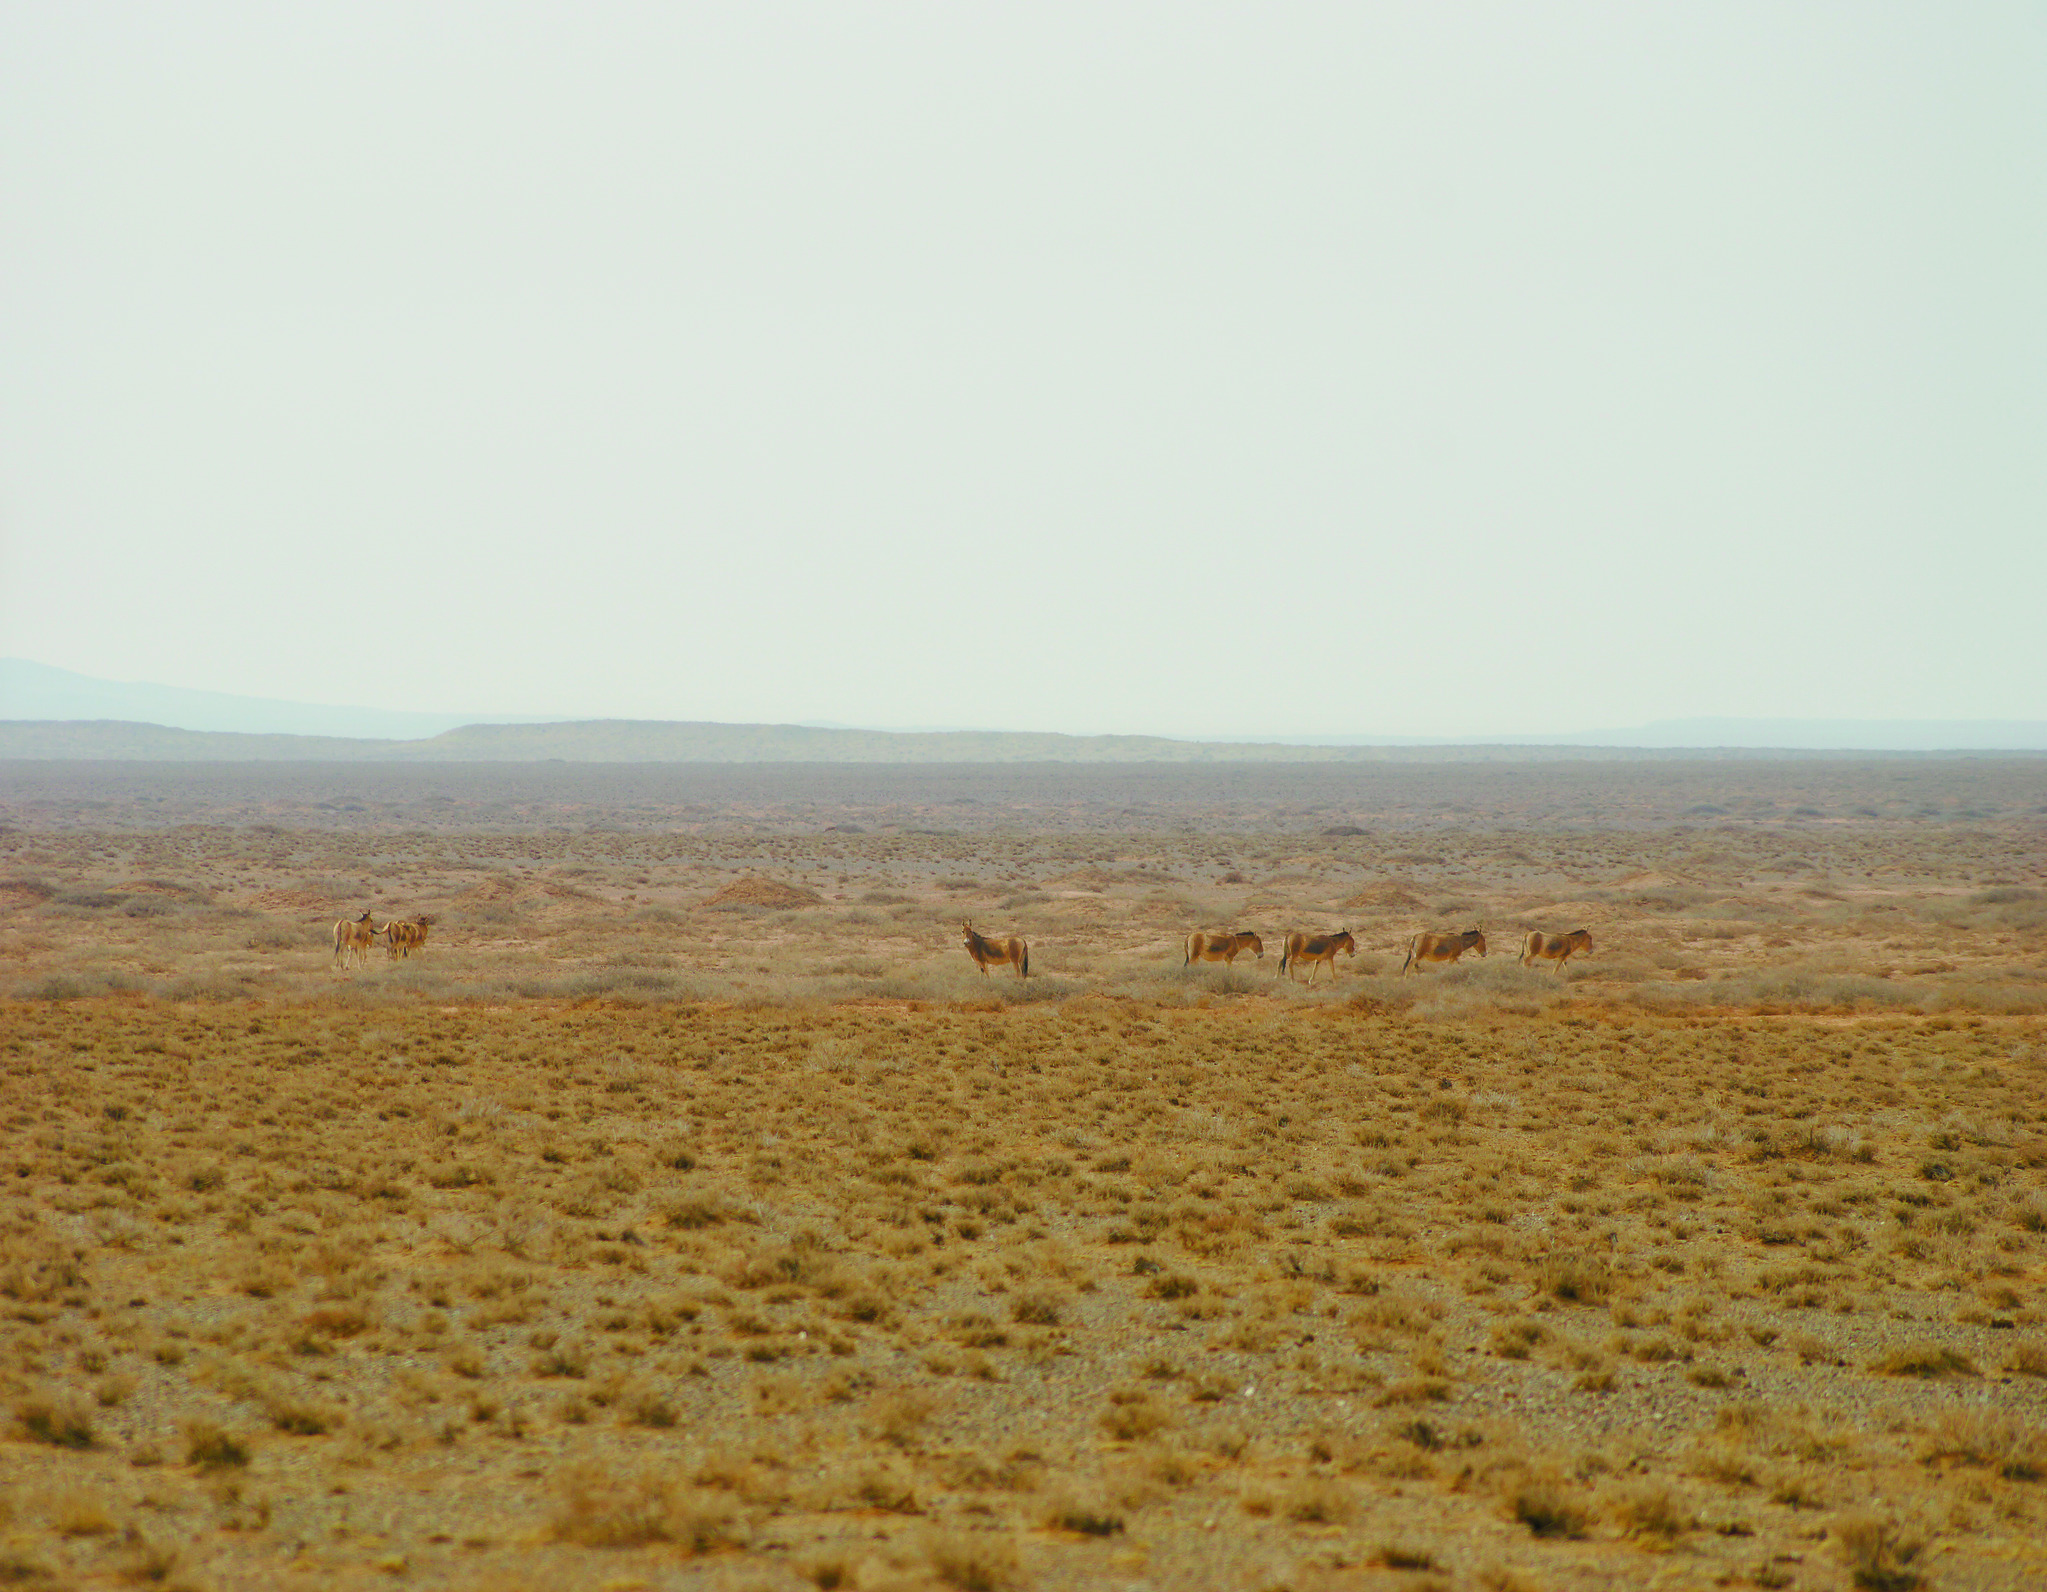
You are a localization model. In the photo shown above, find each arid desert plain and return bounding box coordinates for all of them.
[1,757,2044,1592]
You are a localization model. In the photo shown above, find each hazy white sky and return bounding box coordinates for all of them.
[2,4,2042,739]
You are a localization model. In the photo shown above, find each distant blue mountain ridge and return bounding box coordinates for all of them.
[0,658,541,741]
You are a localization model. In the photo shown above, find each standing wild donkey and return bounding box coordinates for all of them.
[332,910,380,969]
[961,920,1029,978]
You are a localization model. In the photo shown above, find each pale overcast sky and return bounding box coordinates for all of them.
[2,4,2042,739]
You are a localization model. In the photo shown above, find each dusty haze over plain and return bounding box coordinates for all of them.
[2,4,2042,741]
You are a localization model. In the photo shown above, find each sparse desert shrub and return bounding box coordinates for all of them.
[1045,1491,1125,1536]
[867,1388,937,1448]
[1870,1342,1977,1379]
[238,1258,295,1298]
[625,1391,678,1430]
[45,1486,115,1538]
[1917,1411,2046,1481]
[1489,1317,1548,1359]
[922,1528,1022,1592]
[801,1553,859,1590]
[549,1464,743,1551]
[841,1460,920,1513]
[1537,1252,1611,1305]
[1010,1290,1062,1326]
[1098,1389,1172,1441]
[267,1396,343,1436]
[532,1340,590,1378]
[14,1397,93,1449]
[300,1304,371,1343]
[1510,1478,1590,1538]
[1834,1513,1926,1591]
[183,1421,250,1469]
[0,1552,53,1585]
[1612,1484,1694,1541]
[659,1192,731,1230]
[243,917,302,949]
[1282,1476,1356,1524]
[55,889,128,910]
[116,1533,180,1583]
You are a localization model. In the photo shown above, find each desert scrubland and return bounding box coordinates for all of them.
[1,757,2044,1591]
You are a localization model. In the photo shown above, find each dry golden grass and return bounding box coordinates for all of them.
[0,758,2043,1587]
[0,994,2041,1588]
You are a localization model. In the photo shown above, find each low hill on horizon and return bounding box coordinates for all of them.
[8,659,2047,755]
[3,717,2040,765]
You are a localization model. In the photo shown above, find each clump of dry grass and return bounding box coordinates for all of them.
[1834,1513,1927,1591]
[1610,1483,1695,1543]
[1489,1316,1548,1359]
[549,1463,744,1551]
[267,1394,344,1436]
[1869,1342,1977,1379]
[1508,1476,1591,1538]
[42,1485,116,1538]
[183,1420,249,1468]
[1044,1489,1126,1536]
[1010,1290,1062,1326]
[1536,1252,1611,1305]
[1281,1475,1356,1524]
[13,1396,93,1449]
[865,1388,938,1449]
[1917,1410,2046,1481]
[1099,1388,1172,1441]
[921,1527,1022,1591]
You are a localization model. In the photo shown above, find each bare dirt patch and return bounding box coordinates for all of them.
[704,876,825,910]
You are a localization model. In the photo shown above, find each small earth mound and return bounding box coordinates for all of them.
[459,876,526,903]
[1321,824,1368,837]
[705,877,823,909]
[1343,880,1428,912]
[254,888,352,912]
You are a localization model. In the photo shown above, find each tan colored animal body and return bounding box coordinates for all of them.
[1278,929,1355,983]
[332,910,380,969]
[1401,926,1487,975]
[961,920,1028,978]
[1184,930,1264,966]
[1520,928,1591,971]
[385,917,433,959]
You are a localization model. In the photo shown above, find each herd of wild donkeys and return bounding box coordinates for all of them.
[327,907,1593,984]
[963,920,1594,982]
[330,909,432,968]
